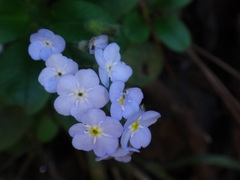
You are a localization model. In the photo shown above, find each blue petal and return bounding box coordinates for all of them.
[94,49,106,68]
[28,41,43,60]
[72,133,94,151]
[46,53,65,67]
[75,69,99,88]
[37,29,55,38]
[94,136,118,157]
[80,108,106,125]
[52,35,66,53]
[109,81,124,102]
[54,96,75,116]
[141,111,161,127]
[46,54,78,74]
[99,67,109,87]
[111,61,132,83]
[70,101,95,121]
[120,128,132,148]
[115,155,132,163]
[69,123,85,137]
[30,29,54,42]
[95,155,111,161]
[130,127,151,149]
[40,47,52,61]
[64,60,78,74]
[110,102,122,120]
[56,75,78,95]
[110,147,130,157]
[88,85,109,108]
[101,117,123,137]
[127,87,144,105]
[38,68,57,93]
[103,43,120,63]
[122,101,140,119]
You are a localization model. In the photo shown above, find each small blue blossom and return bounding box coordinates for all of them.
[94,43,132,87]
[28,29,66,61]
[38,53,78,93]
[54,69,109,121]
[89,35,108,54]
[96,147,139,163]
[121,110,161,149]
[109,81,143,120]
[69,108,123,157]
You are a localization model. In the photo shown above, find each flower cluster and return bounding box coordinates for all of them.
[28,29,161,163]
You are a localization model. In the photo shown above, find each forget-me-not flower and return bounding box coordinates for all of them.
[28,29,66,61]
[89,35,108,54]
[121,110,161,149]
[109,81,143,120]
[38,53,78,93]
[96,146,139,163]
[94,43,132,87]
[54,69,109,121]
[69,108,123,157]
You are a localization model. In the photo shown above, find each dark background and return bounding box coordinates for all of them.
[1,0,240,179]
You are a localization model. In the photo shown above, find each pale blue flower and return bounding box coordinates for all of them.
[109,81,143,120]
[28,29,66,61]
[89,35,108,54]
[54,69,109,121]
[96,147,139,163]
[69,108,123,157]
[94,43,132,87]
[121,110,161,149]
[38,53,78,93]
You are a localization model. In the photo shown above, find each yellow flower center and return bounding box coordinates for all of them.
[118,94,125,105]
[89,126,102,137]
[131,121,140,132]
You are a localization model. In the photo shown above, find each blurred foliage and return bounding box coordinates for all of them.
[1,0,240,179]
[0,106,31,152]
[155,16,191,52]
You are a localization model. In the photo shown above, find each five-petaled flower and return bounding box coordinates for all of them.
[28,29,66,61]
[69,108,123,157]
[121,110,161,149]
[89,35,108,54]
[94,43,132,87]
[54,69,109,121]
[109,81,143,120]
[38,53,78,93]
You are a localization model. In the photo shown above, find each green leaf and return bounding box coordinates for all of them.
[85,20,119,35]
[155,16,192,52]
[122,43,163,87]
[0,41,50,114]
[157,0,192,10]
[123,13,150,44]
[0,106,31,152]
[51,0,114,23]
[50,22,92,42]
[97,0,138,19]
[36,117,59,143]
[0,0,30,43]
